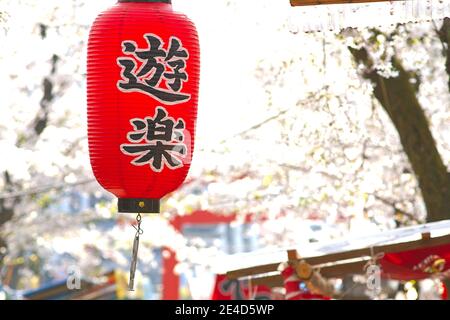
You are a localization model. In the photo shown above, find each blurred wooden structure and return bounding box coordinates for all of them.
[225,221,450,290]
[288,0,450,32]
[286,249,335,296]
[291,0,405,5]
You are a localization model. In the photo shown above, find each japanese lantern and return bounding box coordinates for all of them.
[87,0,200,214]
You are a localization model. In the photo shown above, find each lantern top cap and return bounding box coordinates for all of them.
[118,0,172,3]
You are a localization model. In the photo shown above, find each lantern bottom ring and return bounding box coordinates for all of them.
[118,198,160,213]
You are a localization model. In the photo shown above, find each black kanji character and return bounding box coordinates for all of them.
[117,34,190,105]
[125,35,165,86]
[164,37,188,92]
[120,107,187,172]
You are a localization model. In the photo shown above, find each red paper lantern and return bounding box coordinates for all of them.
[87,0,200,213]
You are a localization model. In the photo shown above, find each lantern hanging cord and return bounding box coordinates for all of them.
[133,213,144,236]
[129,213,143,291]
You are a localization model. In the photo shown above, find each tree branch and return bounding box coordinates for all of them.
[348,31,450,222]
[373,194,421,224]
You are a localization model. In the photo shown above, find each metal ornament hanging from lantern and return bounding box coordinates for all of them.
[87,0,200,289]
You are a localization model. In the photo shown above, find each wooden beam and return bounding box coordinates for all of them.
[287,249,299,262]
[227,263,281,279]
[290,0,405,6]
[320,259,368,278]
[226,234,450,280]
[248,259,369,288]
[252,275,284,288]
[421,232,431,240]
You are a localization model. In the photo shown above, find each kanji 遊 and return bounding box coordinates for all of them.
[117,33,190,105]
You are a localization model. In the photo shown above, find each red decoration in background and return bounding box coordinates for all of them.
[87,0,200,213]
[441,281,448,300]
[380,244,450,281]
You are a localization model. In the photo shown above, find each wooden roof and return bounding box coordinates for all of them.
[222,220,450,287]
[291,0,405,6]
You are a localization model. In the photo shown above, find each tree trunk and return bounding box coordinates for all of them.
[437,18,450,299]
[438,18,450,93]
[349,45,450,223]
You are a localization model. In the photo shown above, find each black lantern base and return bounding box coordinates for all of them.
[118,198,160,213]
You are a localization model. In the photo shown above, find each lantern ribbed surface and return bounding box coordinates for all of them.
[87,2,200,209]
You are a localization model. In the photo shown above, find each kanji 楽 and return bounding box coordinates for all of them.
[117,33,190,105]
[120,107,187,172]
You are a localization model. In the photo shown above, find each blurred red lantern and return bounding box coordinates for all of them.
[87,0,200,213]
